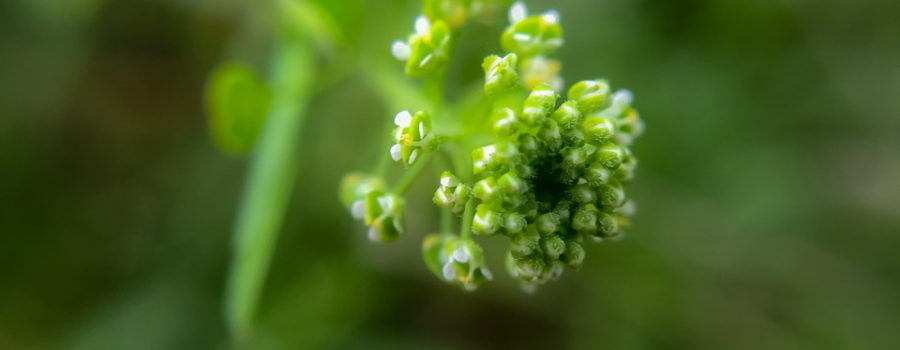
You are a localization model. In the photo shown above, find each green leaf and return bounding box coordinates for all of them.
[205,63,271,156]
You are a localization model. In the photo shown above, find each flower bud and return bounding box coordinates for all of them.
[520,83,558,126]
[537,119,562,152]
[503,212,527,234]
[510,232,541,257]
[492,108,519,136]
[423,0,468,28]
[473,203,501,235]
[568,80,611,114]
[598,180,625,208]
[363,190,405,242]
[542,234,566,259]
[582,115,615,143]
[501,4,564,56]
[536,212,561,234]
[571,183,595,204]
[562,240,585,268]
[398,17,453,77]
[520,56,562,91]
[433,171,471,214]
[473,176,500,201]
[423,234,492,291]
[596,211,619,238]
[595,143,624,170]
[483,53,519,96]
[472,142,517,174]
[615,153,637,183]
[339,172,385,211]
[585,162,612,186]
[391,110,437,166]
[572,204,599,234]
[551,100,581,128]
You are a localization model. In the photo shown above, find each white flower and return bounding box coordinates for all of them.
[509,1,527,24]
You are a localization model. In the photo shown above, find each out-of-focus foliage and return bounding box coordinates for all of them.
[1,0,899,349]
[205,63,271,155]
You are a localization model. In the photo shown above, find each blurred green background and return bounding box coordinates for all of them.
[2,0,900,349]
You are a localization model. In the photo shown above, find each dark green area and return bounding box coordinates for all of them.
[1,0,899,349]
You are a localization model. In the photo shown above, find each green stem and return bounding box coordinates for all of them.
[225,34,313,342]
[391,151,435,195]
[459,199,475,240]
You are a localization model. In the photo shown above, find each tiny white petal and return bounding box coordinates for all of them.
[532,89,555,97]
[415,15,431,37]
[481,267,493,280]
[442,262,457,281]
[351,200,366,220]
[390,144,402,161]
[542,10,559,24]
[408,149,419,165]
[367,227,380,241]
[391,40,411,60]
[614,89,634,106]
[394,110,412,127]
[418,122,426,138]
[509,2,527,24]
[452,246,470,263]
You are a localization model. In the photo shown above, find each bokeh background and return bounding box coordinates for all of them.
[2,0,900,349]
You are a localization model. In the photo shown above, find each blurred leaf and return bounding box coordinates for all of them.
[205,63,271,156]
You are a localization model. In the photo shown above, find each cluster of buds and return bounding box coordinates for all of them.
[344,1,644,292]
[340,173,405,242]
[423,234,493,291]
[390,110,438,166]
[461,72,643,287]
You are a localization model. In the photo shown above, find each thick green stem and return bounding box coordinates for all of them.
[225,35,313,342]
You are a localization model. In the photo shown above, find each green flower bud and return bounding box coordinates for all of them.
[517,134,542,160]
[394,16,453,77]
[562,127,586,147]
[520,83,558,126]
[510,231,541,258]
[391,110,437,166]
[562,145,590,168]
[553,199,573,223]
[616,107,644,146]
[472,142,517,174]
[551,100,581,128]
[585,162,612,186]
[596,211,619,238]
[503,212,527,234]
[568,80,611,114]
[473,203,501,235]
[492,108,519,136]
[598,180,625,208]
[542,234,566,259]
[473,176,500,201]
[501,2,564,56]
[363,190,405,242]
[582,115,615,143]
[513,255,546,281]
[433,171,471,214]
[536,212,561,234]
[572,204,599,234]
[520,56,562,91]
[537,119,562,152]
[571,183,595,204]
[423,0,468,28]
[562,240,585,268]
[423,234,493,291]
[497,171,527,197]
[595,142,624,169]
[615,153,637,183]
[483,53,519,95]
[340,172,385,212]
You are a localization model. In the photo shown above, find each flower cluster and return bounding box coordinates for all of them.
[343,1,644,292]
